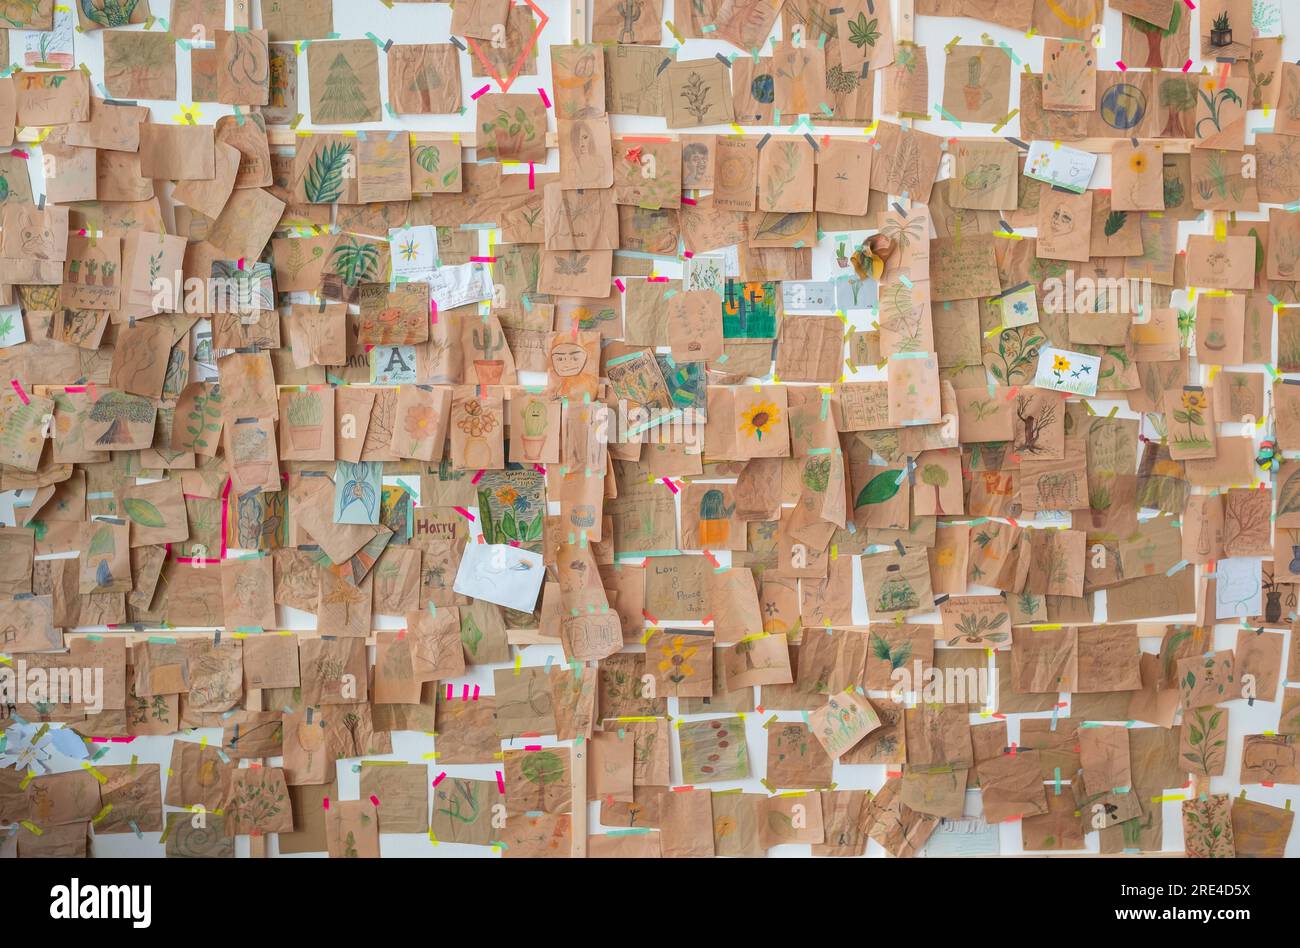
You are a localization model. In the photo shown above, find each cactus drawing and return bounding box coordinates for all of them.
[697,488,735,546]
[519,398,548,460]
[472,325,505,384]
[287,394,324,450]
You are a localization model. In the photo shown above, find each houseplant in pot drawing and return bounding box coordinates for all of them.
[696,489,734,546]
[456,398,498,469]
[519,397,548,460]
[232,425,271,485]
[1210,11,1232,49]
[963,55,989,112]
[472,325,505,384]
[482,105,536,160]
[287,393,324,450]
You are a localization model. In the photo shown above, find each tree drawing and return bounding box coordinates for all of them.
[1224,492,1268,550]
[316,53,368,123]
[920,463,949,515]
[1158,76,1197,138]
[90,392,152,445]
[1128,3,1183,69]
[1014,394,1057,456]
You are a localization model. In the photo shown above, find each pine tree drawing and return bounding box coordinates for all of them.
[317,53,368,123]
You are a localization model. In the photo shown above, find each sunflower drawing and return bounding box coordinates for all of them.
[739,401,780,440]
[658,635,698,685]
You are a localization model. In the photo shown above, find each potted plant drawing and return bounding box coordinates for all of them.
[232,425,271,483]
[963,55,989,111]
[456,398,498,469]
[481,105,536,159]
[89,391,151,446]
[1261,574,1283,623]
[876,564,919,612]
[1275,233,1300,279]
[297,718,324,775]
[67,259,80,283]
[472,325,506,383]
[1209,10,1231,49]
[287,393,324,450]
[84,260,98,286]
[696,488,735,547]
[1089,484,1112,528]
[101,262,117,287]
[519,397,548,460]
[947,609,1009,647]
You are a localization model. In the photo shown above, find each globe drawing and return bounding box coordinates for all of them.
[1099,83,1147,131]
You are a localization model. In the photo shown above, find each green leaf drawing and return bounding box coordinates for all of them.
[847,13,880,49]
[87,526,115,558]
[1277,466,1300,519]
[122,497,166,528]
[869,631,912,670]
[304,140,351,204]
[414,145,441,174]
[854,469,902,508]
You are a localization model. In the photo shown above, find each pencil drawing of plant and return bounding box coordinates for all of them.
[1183,707,1226,775]
[764,141,800,210]
[679,70,712,124]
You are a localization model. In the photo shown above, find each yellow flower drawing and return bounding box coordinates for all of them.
[1052,355,1070,372]
[658,634,698,685]
[173,104,204,125]
[739,401,780,440]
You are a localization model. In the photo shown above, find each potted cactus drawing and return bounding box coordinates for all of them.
[472,325,505,384]
[519,398,548,460]
[696,489,735,546]
[84,260,99,285]
[101,262,117,287]
[287,394,324,450]
[964,55,989,111]
[67,259,80,282]
[1210,11,1232,49]
[232,425,271,483]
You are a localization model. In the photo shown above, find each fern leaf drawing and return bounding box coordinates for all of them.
[305,141,351,204]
